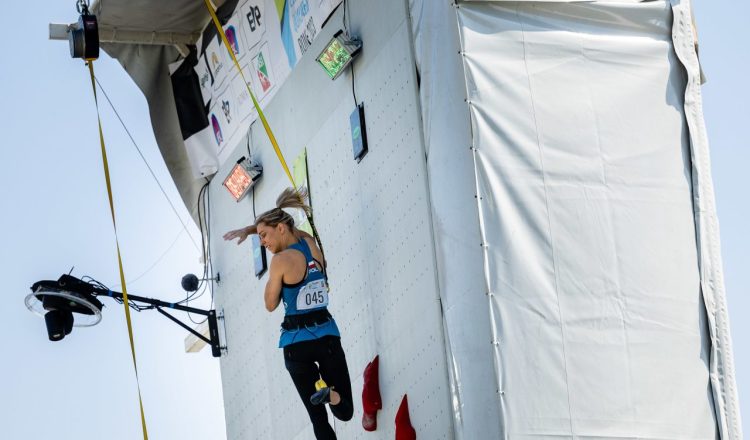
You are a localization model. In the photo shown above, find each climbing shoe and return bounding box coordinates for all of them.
[310,379,331,405]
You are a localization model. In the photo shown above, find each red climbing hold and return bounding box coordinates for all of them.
[362,355,382,431]
[395,394,416,440]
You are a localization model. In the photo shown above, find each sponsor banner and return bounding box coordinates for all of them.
[230,71,255,124]
[184,127,220,178]
[250,43,276,100]
[194,50,213,105]
[175,0,342,176]
[240,0,266,50]
[205,37,230,93]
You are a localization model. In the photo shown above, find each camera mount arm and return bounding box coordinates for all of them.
[88,286,224,357]
[28,274,225,356]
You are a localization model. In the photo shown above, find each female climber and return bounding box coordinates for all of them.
[223,187,353,440]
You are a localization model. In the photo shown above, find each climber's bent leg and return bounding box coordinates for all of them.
[284,341,337,440]
[317,336,354,422]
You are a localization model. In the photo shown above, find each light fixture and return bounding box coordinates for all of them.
[316,30,362,80]
[222,156,262,202]
[25,274,226,357]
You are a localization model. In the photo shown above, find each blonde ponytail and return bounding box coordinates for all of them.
[275,187,312,216]
[254,187,311,228]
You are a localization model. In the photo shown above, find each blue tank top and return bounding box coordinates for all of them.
[278,238,340,348]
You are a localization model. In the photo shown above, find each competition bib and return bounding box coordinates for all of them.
[296,279,329,311]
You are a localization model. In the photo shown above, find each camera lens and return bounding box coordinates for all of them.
[45,310,66,341]
[45,309,74,341]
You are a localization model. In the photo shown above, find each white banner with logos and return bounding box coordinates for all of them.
[175,0,342,178]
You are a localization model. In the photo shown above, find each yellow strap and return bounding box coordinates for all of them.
[203,0,296,187]
[203,1,329,269]
[87,61,149,440]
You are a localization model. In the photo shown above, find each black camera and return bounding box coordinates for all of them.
[69,11,99,60]
[45,309,74,341]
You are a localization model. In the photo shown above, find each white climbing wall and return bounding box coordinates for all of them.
[209,1,453,438]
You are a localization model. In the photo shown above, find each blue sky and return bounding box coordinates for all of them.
[0,1,746,439]
[0,2,225,439]
[694,0,750,431]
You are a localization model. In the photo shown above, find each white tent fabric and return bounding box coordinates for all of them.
[408,1,502,439]
[670,1,741,437]
[412,0,740,438]
[99,42,207,220]
[91,0,224,220]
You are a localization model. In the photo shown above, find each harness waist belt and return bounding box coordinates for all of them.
[282,309,332,331]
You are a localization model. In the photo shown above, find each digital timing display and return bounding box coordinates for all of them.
[222,163,253,201]
[317,38,352,79]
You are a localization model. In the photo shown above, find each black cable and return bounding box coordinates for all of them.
[196,182,208,277]
[252,184,257,220]
[94,77,200,252]
[343,0,347,31]
[247,116,258,222]
[88,179,213,317]
[342,0,358,107]
[247,131,258,221]
[188,178,216,324]
[84,274,206,314]
[196,180,212,319]
[85,276,154,312]
[109,230,185,290]
[188,181,211,324]
[200,180,210,282]
[351,66,358,107]
[206,181,214,312]
[204,176,216,311]
[206,178,214,299]
[204,181,211,287]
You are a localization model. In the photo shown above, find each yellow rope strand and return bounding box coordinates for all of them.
[203,0,296,187]
[87,61,149,440]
